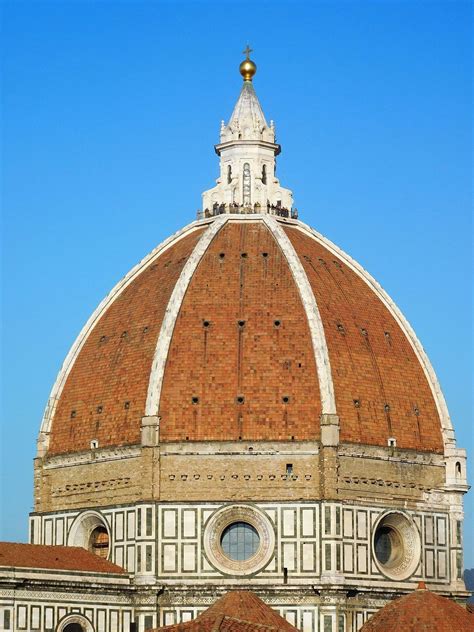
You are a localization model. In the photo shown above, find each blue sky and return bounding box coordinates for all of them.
[1,1,472,567]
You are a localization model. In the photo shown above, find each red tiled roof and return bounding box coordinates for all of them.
[360,582,474,632]
[155,591,298,631]
[0,542,126,574]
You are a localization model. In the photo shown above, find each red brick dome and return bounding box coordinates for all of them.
[39,215,451,456]
[360,583,474,631]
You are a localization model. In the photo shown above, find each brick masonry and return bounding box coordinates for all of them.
[158,221,321,442]
[49,229,204,454]
[284,225,444,452]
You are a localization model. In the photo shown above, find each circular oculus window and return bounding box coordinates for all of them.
[372,511,421,580]
[68,511,111,561]
[221,521,260,561]
[204,505,275,575]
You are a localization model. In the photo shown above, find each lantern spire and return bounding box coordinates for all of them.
[201,51,294,217]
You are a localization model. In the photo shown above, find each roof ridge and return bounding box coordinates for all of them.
[211,614,225,631]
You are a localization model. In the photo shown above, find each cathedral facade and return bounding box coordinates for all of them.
[0,52,469,632]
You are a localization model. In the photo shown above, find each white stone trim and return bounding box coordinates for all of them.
[371,510,421,581]
[43,445,141,470]
[56,613,94,632]
[263,216,337,415]
[68,509,111,554]
[37,218,213,456]
[144,215,228,416]
[203,504,275,576]
[285,219,455,450]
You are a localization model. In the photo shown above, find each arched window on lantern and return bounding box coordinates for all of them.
[243,163,251,206]
[262,164,267,184]
[227,165,232,184]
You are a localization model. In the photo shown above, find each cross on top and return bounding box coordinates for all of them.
[243,45,253,60]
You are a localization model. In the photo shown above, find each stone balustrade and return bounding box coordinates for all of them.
[197,203,298,220]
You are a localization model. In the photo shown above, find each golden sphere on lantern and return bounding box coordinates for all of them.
[239,58,257,81]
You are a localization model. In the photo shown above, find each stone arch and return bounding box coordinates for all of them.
[56,614,94,632]
[68,510,111,559]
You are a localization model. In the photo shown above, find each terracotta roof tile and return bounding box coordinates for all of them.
[0,542,126,574]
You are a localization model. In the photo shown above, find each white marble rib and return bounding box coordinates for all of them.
[262,215,337,415]
[288,218,455,450]
[144,215,228,417]
[37,218,213,456]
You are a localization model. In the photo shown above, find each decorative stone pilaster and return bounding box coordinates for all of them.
[132,585,162,628]
[36,430,49,458]
[319,414,340,500]
[141,416,161,501]
[141,416,160,447]
[320,414,340,447]
[33,456,52,513]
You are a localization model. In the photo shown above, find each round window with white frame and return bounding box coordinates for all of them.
[68,511,111,561]
[372,511,421,580]
[204,504,275,576]
[221,521,260,561]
